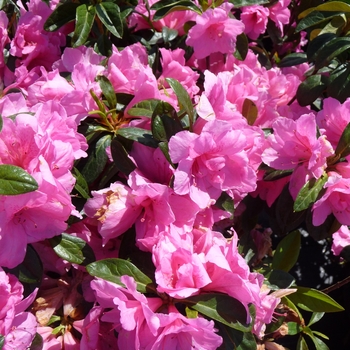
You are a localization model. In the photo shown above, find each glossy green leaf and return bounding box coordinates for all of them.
[184,294,250,331]
[296,74,327,107]
[327,64,350,103]
[162,26,178,42]
[72,167,90,199]
[81,134,111,184]
[234,33,248,61]
[297,336,309,350]
[304,327,330,350]
[29,333,43,350]
[314,37,350,70]
[241,98,258,126]
[294,174,328,212]
[0,115,3,132]
[50,233,96,266]
[152,110,183,142]
[158,141,175,167]
[287,287,344,312]
[296,11,343,32]
[165,78,194,129]
[97,76,117,110]
[95,2,123,38]
[151,0,202,21]
[335,122,350,158]
[228,0,268,8]
[307,33,336,62]
[117,127,158,148]
[86,258,157,294]
[287,322,303,335]
[263,168,293,181]
[319,14,347,35]
[95,33,113,57]
[72,4,96,47]
[216,191,234,216]
[44,2,79,31]
[268,269,295,289]
[282,296,303,321]
[313,1,350,13]
[185,307,198,319]
[0,336,4,349]
[110,137,136,175]
[128,99,163,118]
[217,323,257,350]
[272,230,301,272]
[308,312,325,326]
[0,164,38,195]
[279,53,308,67]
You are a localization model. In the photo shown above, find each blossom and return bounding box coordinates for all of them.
[186,3,245,59]
[241,5,269,40]
[331,225,350,256]
[269,0,291,34]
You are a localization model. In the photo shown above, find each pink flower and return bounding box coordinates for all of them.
[186,3,245,59]
[84,181,142,245]
[332,225,350,256]
[269,0,291,34]
[241,5,269,40]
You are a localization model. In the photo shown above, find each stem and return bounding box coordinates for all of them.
[322,275,350,294]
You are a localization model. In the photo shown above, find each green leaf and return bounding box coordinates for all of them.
[110,137,136,175]
[86,258,157,294]
[296,74,327,107]
[287,322,303,335]
[158,141,175,167]
[151,111,183,142]
[217,324,257,350]
[162,26,178,42]
[287,287,344,312]
[0,115,3,132]
[308,312,325,326]
[228,0,269,8]
[304,327,330,350]
[95,2,123,38]
[263,168,293,181]
[234,33,248,61]
[128,99,163,118]
[183,294,250,331]
[268,269,295,289]
[307,33,337,62]
[44,2,79,31]
[241,98,258,126]
[327,64,350,103]
[117,127,158,148]
[294,174,328,212]
[72,167,90,199]
[29,333,43,350]
[0,336,4,349]
[0,165,38,195]
[95,33,113,57]
[165,78,195,129]
[297,336,309,350]
[335,122,350,158]
[97,76,117,110]
[272,230,301,272]
[296,11,343,32]
[151,0,202,21]
[311,1,350,13]
[50,233,96,266]
[215,191,234,216]
[81,134,111,184]
[279,53,308,67]
[72,4,96,47]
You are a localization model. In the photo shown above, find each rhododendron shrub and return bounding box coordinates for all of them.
[1,0,350,349]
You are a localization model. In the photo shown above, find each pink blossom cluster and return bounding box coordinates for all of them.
[0,0,347,348]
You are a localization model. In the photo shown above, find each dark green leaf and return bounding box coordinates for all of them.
[29,333,43,350]
[97,76,117,109]
[165,78,194,129]
[268,269,295,289]
[335,122,350,158]
[215,191,234,216]
[184,294,250,331]
[162,26,178,42]
[272,230,301,272]
[0,115,3,132]
[7,244,43,286]
[81,134,111,184]
[340,244,350,261]
[228,0,268,8]
[307,33,337,62]
[50,233,96,266]
[72,4,96,47]
[217,323,257,350]
[158,141,175,167]
[151,113,183,142]
[72,167,90,199]
[296,11,343,32]
[234,33,248,61]
[241,98,258,126]
[86,258,157,294]
[0,164,38,195]
[96,2,123,38]
[151,0,202,21]
[287,287,344,312]
[297,336,309,350]
[117,127,158,148]
[95,33,113,57]
[296,74,327,107]
[128,99,163,118]
[303,327,330,350]
[263,168,293,181]
[327,64,350,103]
[110,137,136,175]
[314,37,350,70]
[0,336,4,349]
[44,2,79,31]
[294,174,328,212]
[279,53,308,67]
